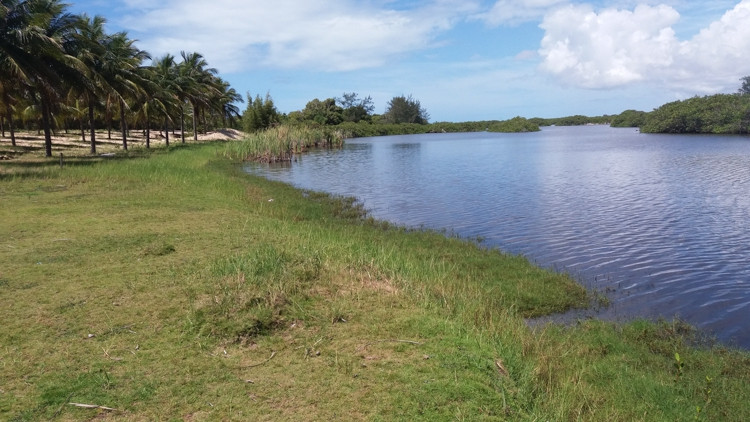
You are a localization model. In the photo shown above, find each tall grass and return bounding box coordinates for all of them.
[224,125,345,162]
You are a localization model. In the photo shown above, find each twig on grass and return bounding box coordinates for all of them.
[244,351,276,368]
[69,402,120,411]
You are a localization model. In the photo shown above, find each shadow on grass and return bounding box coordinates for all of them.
[0,142,218,181]
[1,151,142,181]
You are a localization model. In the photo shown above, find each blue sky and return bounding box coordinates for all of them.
[67,0,750,122]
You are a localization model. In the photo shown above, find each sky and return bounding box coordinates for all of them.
[67,0,750,122]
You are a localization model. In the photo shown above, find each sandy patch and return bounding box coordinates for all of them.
[0,128,247,158]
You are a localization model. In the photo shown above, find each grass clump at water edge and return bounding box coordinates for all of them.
[0,141,748,420]
[224,124,345,162]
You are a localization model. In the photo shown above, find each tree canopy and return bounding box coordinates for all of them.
[299,98,343,125]
[739,76,750,95]
[242,92,279,132]
[639,94,750,134]
[338,92,374,123]
[383,95,430,124]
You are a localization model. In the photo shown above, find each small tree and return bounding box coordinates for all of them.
[301,98,343,125]
[242,92,279,132]
[383,95,429,124]
[337,92,374,123]
[739,76,750,95]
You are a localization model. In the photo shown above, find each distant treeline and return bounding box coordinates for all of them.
[243,92,540,138]
[335,116,540,138]
[528,93,750,135]
[530,115,613,126]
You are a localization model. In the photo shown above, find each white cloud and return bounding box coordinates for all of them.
[479,0,568,26]
[538,1,750,93]
[539,4,679,88]
[117,0,478,73]
[674,0,750,92]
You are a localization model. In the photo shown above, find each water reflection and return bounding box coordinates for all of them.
[246,126,750,348]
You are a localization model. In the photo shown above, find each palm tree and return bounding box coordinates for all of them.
[2,1,239,155]
[61,95,87,142]
[150,54,181,146]
[0,0,86,156]
[73,14,112,154]
[208,77,242,129]
[100,31,150,150]
[179,51,218,142]
[133,64,174,149]
[4,0,94,156]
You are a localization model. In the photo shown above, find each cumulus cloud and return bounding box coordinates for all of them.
[675,0,750,92]
[117,0,479,73]
[539,4,680,88]
[538,1,750,93]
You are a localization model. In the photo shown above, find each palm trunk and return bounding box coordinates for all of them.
[41,97,53,157]
[180,108,185,143]
[80,118,85,142]
[191,102,198,141]
[88,95,96,154]
[5,107,15,147]
[145,107,150,149]
[119,99,128,150]
[164,116,170,147]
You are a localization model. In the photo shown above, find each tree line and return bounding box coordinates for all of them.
[241,92,539,136]
[494,76,750,135]
[241,93,431,132]
[0,0,242,156]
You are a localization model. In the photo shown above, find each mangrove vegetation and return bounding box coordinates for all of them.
[594,77,750,134]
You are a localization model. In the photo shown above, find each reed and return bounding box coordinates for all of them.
[224,124,346,162]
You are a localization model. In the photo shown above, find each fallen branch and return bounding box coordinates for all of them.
[245,351,276,368]
[69,402,120,412]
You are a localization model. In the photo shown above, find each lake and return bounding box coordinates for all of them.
[245,125,750,348]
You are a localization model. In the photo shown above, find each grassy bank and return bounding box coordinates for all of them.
[1,142,748,421]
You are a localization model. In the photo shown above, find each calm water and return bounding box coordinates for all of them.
[245,126,750,348]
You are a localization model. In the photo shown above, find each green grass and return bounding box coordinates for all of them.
[1,141,748,421]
